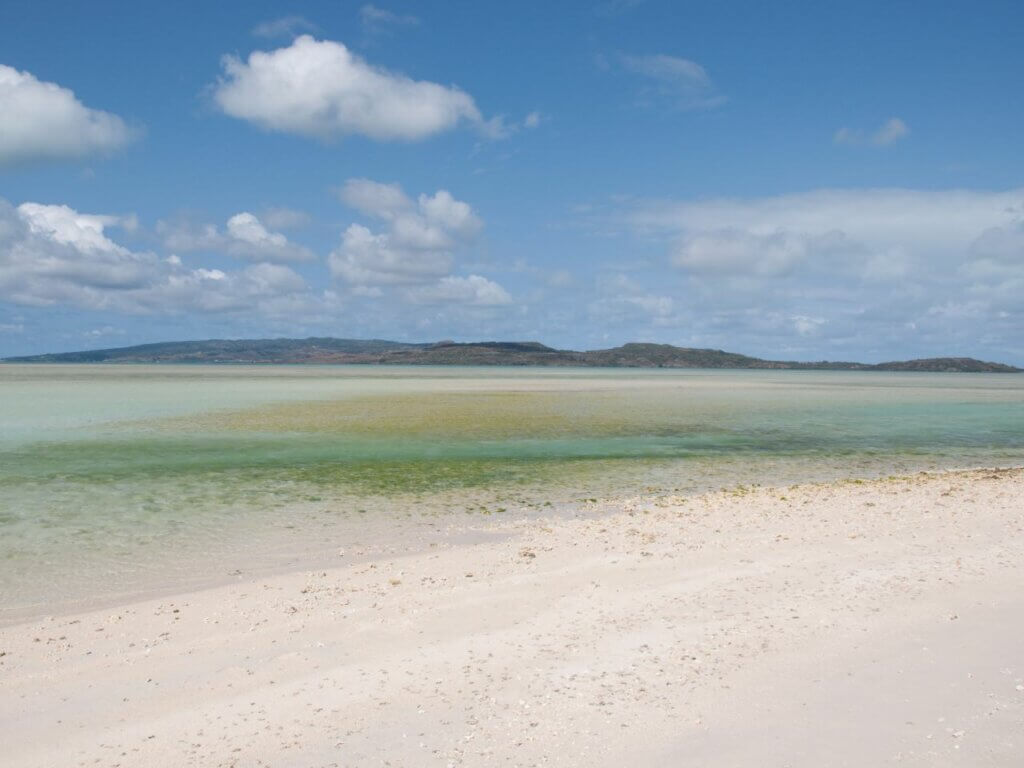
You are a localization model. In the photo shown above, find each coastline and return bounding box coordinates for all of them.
[2,466,1022,766]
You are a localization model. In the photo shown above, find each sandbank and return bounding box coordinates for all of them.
[2,468,1022,766]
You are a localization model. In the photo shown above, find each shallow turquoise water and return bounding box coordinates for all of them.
[2,364,1023,618]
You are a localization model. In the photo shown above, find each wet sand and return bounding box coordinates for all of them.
[2,467,1022,767]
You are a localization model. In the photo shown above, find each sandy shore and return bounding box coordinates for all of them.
[2,467,1023,767]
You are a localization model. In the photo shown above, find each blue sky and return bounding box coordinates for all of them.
[1,0,1023,362]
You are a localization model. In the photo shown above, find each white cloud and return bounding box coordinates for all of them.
[158,212,314,262]
[623,54,707,83]
[360,4,419,28]
[158,219,220,253]
[834,117,909,147]
[13,202,151,292]
[589,273,676,326]
[524,111,543,129]
[620,187,1024,358]
[251,16,317,38]
[329,223,454,285]
[338,178,482,243]
[338,178,414,220]
[330,180,483,286]
[18,203,134,255]
[791,315,825,336]
[406,275,512,306]
[212,35,494,142]
[673,229,807,276]
[620,53,725,110]
[225,212,313,262]
[417,190,483,239]
[260,206,311,230]
[151,261,311,315]
[1,199,316,317]
[0,64,133,166]
[329,180,510,305]
[82,325,125,339]
[631,188,1024,270]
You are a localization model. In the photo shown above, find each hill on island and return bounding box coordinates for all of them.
[3,338,1020,372]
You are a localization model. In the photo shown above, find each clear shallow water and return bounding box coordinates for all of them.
[2,364,1023,619]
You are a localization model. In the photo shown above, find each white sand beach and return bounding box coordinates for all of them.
[2,467,1022,767]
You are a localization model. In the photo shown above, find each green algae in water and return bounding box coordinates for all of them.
[2,369,1024,529]
[2,364,1023,618]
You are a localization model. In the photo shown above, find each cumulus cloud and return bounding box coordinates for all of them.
[225,213,313,261]
[17,203,133,251]
[620,54,725,110]
[329,180,511,306]
[13,202,152,293]
[834,117,909,147]
[1,199,315,317]
[329,223,454,286]
[158,212,314,262]
[212,35,495,142]
[415,190,483,239]
[330,180,483,286]
[163,262,309,314]
[0,64,133,166]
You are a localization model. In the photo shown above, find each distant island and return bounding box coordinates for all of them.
[3,338,1020,372]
